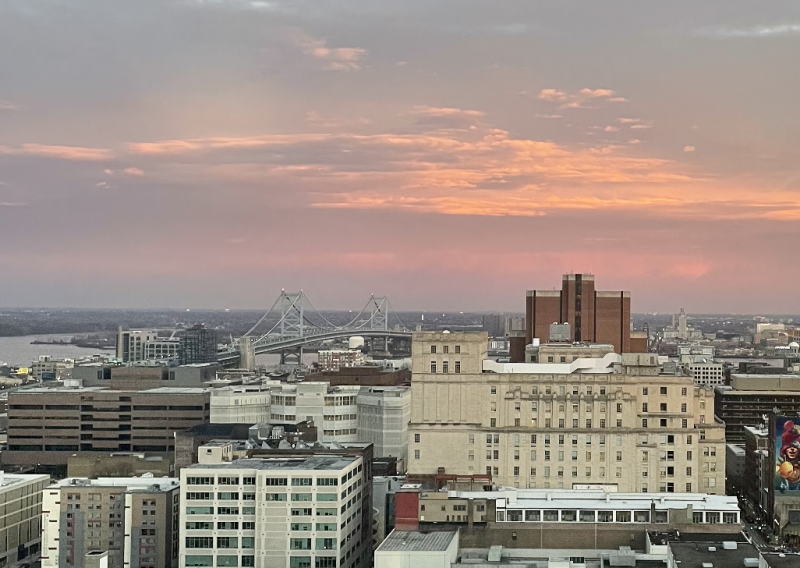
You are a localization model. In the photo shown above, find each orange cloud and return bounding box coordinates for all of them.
[0,143,113,161]
[539,88,627,109]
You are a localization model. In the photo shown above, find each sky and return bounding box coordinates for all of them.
[1,0,800,313]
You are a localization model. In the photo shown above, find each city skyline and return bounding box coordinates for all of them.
[2,1,800,312]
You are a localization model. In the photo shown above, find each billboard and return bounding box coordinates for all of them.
[775,417,800,493]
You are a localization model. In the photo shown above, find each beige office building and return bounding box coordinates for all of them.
[0,472,50,568]
[407,332,725,494]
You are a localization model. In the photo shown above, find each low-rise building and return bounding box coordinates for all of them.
[67,453,173,478]
[42,476,180,568]
[714,373,800,444]
[209,384,270,424]
[318,349,365,371]
[30,355,73,381]
[0,472,50,568]
[4,385,210,474]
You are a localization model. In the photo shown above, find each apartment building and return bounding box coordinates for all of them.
[268,383,361,444]
[318,350,365,372]
[408,332,725,494]
[0,472,50,568]
[42,476,180,568]
[4,385,210,472]
[179,453,371,568]
[688,362,725,387]
[210,385,271,424]
[356,387,411,468]
[117,329,180,362]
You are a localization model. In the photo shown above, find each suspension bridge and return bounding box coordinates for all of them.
[217,291,412,366]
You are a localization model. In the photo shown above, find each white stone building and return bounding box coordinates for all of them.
[0,472,49,568]
[269,383,361,444]
[407,332,726,494]
[210,385,271,424]
[356,387,411,469]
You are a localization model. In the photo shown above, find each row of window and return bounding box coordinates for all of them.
[430,345,461,354]
[495,509,737,524]
[488,386,695,397]
[430,361,461,373]
[187,476,341,487]
[184,555,255,567]
[186,537,254,549]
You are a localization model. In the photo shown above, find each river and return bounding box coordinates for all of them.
[0,334,317,369]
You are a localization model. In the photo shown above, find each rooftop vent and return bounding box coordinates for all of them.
[722,542,737,550]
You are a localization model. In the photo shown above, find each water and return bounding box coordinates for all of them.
[0,334,320,369]
[0,334,110,367]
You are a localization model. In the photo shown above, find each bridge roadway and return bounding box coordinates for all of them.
[217,329,412,365]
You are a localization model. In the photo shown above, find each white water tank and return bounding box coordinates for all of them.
[349,336,365,350]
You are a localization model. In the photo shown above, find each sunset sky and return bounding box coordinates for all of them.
[1,1,799,312]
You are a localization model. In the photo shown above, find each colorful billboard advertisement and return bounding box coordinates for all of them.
[775,417,800,493]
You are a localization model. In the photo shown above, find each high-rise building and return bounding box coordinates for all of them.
[179,450,372,568]
[0,472,50,568]
[179,325,218,365]
[407,332,725,494]
[267,383,361,443]
[526,273,632,353]
[42,476,180,568]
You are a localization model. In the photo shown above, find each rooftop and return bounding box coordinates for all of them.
[669,540,760,568]
[0,472,50,489]
[186,456,358,472]
[761,552,800,568]
[13,385,207,394]
[377,530,457,553]
[49,476,179,492]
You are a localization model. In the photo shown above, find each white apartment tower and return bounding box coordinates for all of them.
[179,455,370,568]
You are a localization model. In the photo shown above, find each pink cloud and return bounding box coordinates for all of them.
[295,34,366,71]
[123,167,144,175]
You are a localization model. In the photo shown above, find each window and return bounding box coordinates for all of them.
[430,361,436,373]
[443,345,449,354]
[642,419,648,428]
[291,523,312,531]
[218,476,239,485]
[264,478,288,486]
[185,556,213,567]
[490,387,497,395]
[680,403,687,412]
[292,493,313,502]
[490,418,496,427]
[442,361,449,373]
[455,361,461,373]
[217,537,238,549]
[414,450,420,460]
[291,538,312,550]
[642,387,648,396]
[217,522,239,530]
[455,345,461,354]
[414,433,420,443]
[431,346,436,354]
[186,507,213,515]
[660,403,667,412]
[660,419,667,428]
[185,537,213,548]
[316,538,337,550]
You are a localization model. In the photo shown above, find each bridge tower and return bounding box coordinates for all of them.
[369,295,390,355]
[280,291,305,365]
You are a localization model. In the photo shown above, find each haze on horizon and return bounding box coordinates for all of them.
[1,1,799,314]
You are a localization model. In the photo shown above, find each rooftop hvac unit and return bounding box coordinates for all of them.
[722,541,737,550]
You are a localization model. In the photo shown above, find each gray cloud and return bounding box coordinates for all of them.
[694,24,800,38]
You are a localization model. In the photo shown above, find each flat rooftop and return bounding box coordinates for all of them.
[186,456,358,472]
[49,477,179,492]
[377,530,457,553]
[761,553,800,568]
[669,541,760,568]
[13,385,207,394]
[0,473,50,489]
